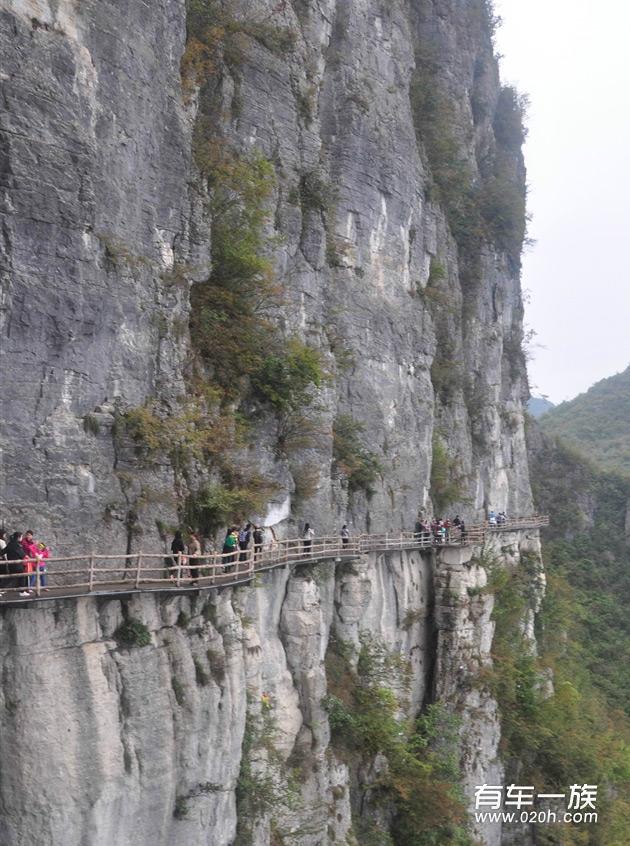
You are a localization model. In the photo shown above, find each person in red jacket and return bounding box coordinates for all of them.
[21,530,39,590]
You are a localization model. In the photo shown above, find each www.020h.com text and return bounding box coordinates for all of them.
[475,810,598,825]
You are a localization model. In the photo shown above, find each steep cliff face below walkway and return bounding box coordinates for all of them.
[0,527,542,846]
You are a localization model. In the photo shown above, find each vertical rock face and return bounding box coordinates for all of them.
[1,0,193,552]
[2,0,531,551]
[1,1,542,844]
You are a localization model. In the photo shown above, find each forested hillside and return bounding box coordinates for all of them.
[525,424,630,844]
[539,365,630,476]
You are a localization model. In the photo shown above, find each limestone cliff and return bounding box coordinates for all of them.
[1,0,531,551]
[0,1,541,845]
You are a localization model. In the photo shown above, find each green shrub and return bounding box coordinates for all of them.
[409,55,480,250]
[189,145,278,398]
[494,86,528,152]
[183,0,297,87]
[430,434,467,513]
[333,415,383,496]
[299,170,334,214]
[177,610,190,629]
[431,351,464,404]
[114,619,151,648]
[185,478,275,535]
[478,161,527,262]
[83,414,100,436]
[252,339,325,411]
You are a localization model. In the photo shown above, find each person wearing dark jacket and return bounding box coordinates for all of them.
[4,533,28,594]
[168,531,186,579]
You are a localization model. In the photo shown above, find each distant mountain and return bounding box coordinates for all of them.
[527,396,555,418]
[539,364,630,476]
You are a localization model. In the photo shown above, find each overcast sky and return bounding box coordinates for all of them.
[494,0,630,403]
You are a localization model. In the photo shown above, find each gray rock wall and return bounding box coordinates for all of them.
[2,0,532,554]
[1,0,193,553]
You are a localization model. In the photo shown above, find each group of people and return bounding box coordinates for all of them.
[414,515,467,545]
[167,524,268,579]
[0,530,51,597]
[487,510,508,526]
[1,511,513,598]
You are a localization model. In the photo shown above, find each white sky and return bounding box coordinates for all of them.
[494,0,630,403]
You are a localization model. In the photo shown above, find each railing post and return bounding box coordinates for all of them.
[88,553,95,592]
[35,563,41,597]
[176,552,182,587]
[135,552,143,589]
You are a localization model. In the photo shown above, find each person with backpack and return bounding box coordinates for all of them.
[253,526,265,559]
[238,523,252,562]
[340,525,350,547]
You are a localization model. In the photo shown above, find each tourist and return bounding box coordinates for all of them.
[253,525,265,559]
[341,525,350,547]
[238,523,252,562]
[5,532,28,594]
[0,530,7,593]
[302,523,315,554]
[36,542,50,589]
[21,530,39,591]
[488,510,497,526]
[222,528,238,571]
[170,531,186,579]
[187,531,202,581]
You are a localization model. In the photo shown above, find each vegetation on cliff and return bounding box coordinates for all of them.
[324,634,472,846]
[485,428,630,844]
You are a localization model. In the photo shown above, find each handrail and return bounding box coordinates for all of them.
[0,516,549,602]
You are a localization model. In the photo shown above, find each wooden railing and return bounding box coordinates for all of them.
[0,516,549,602]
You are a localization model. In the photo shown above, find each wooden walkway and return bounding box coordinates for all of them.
[0,517,549,606]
